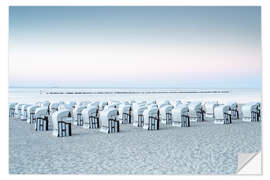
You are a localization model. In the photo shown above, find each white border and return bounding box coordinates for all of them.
[1,0,270,179]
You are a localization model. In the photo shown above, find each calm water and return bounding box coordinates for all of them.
[8,87,261,104]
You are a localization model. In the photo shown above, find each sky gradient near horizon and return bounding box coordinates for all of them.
[9,6,261,88]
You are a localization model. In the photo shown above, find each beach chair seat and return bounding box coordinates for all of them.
[132,106,147,127]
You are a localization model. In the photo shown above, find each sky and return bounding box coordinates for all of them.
[9,6,261,88]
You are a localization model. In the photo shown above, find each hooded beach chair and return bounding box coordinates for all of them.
[242,102,260,122]
[160,105,174,125]
[49,102,59,114]
[226,102,239,120]
[214,105,232,124]
[35,107,50,131]
[132,105,147,127]
[203,101,219,118]
[118,104,132,124]
[21,104,31,121]
[188,102,204,122]
[52,109,72,137]
[9,103,17,118]
[99,108,119,133]
[143,107,160,130]
[27,105,39,124]
[172,104,190,127]
[82,106,99,129]
[73,105,87,126]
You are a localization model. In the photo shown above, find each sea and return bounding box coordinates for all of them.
[8,87,261,105]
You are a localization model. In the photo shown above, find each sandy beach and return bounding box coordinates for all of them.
[9,116,261,174]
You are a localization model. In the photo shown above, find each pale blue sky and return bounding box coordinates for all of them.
[9,6,261,88]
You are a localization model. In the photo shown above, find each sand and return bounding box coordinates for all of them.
[9,117,261,174]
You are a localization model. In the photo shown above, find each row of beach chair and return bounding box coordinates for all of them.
[9,100,261,137]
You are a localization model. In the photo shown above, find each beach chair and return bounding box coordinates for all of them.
[82,106,99,129]
[132,105,147,127]
[68,101,77,109]
[21,104,31,121]
[9,103,17,118]
[242,102,260,122]
[203,101,219,118]
[35,107,50,131]
[172,104,190,127]
[27,105,39,124]
[188,102,204,122]
[49,102,59,114]
[99,108,119,133]
[118,104,132,124]
[14,104,24,119]
[226,102,239,120]
[99,101,108,111]
[214,105,232,124]
[143,107,160,130]
[160,105,174,125]
[73,105,86,126]
[52,109,72,137]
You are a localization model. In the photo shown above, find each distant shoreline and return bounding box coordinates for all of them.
[42,90,230,95]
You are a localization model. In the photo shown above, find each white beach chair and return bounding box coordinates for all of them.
[188,102,204,122]
[204,101,219,118]
[99,101,108,111]
[14,104,24,119]
[35,107,50,131]
[241,102,260,122]
[132,106,147,127]
[172,104,190,127]
[52,109,72,137]
[21,104,31,121]
[82,106,99,129]
[143,107,160,130]
[73,105,87,126]
[160,105,174,125]
[27,105,39,124]
[49,102,59,114]
[68,101,77,109]
[9,103,17,118]
[214,105,232,124]
[99,108,119,133]
[226,102,239,120]
[118,104,132,124]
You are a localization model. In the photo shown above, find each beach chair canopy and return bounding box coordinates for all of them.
[172,104,189,115]
[41,101,50,107]
[143,107,159,118]
[9,103,17,109]
[27,105,39,115]
[225,102,238,110]
[35,107,49,118]
[73,105,86,115]
[50,102,59,109]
